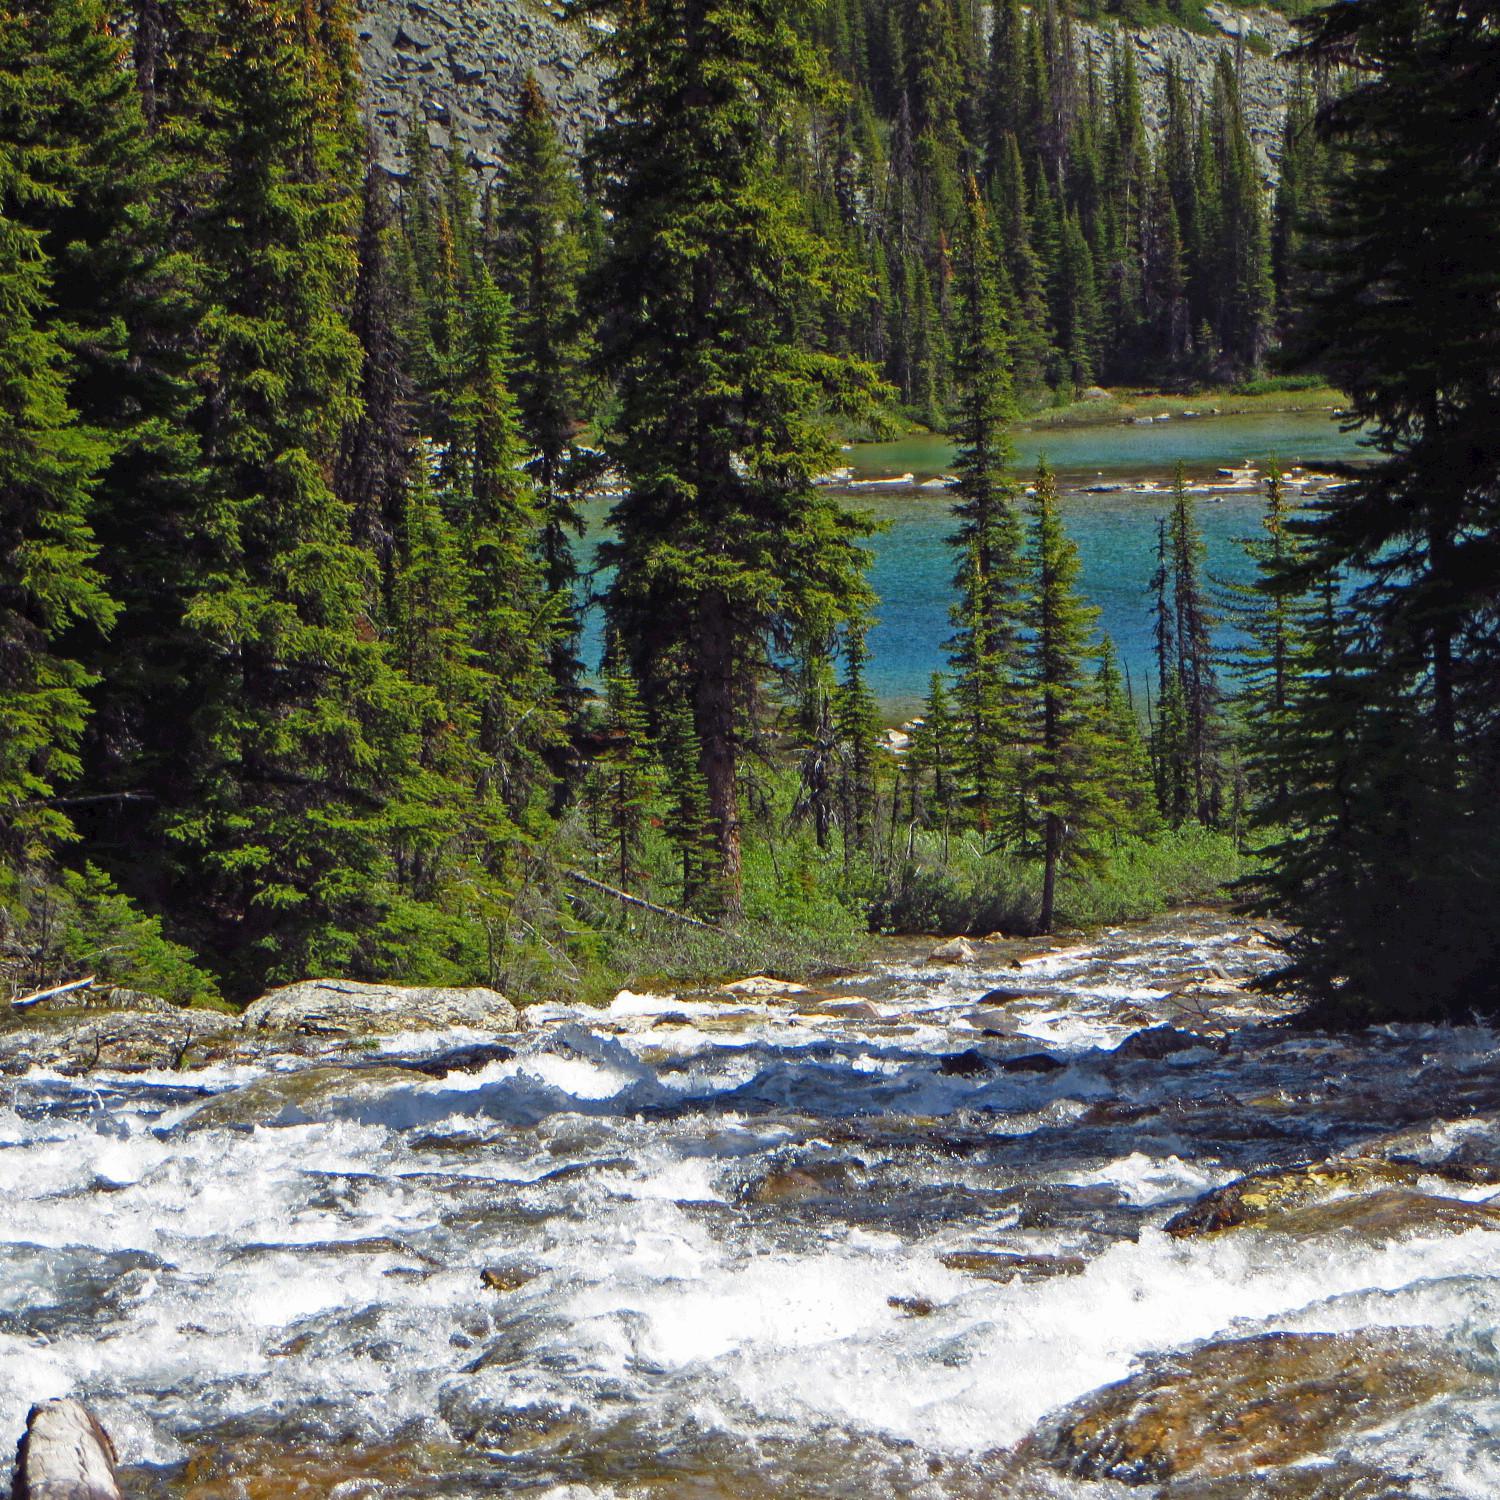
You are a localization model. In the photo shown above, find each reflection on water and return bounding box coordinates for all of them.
[3,909,1499,1498]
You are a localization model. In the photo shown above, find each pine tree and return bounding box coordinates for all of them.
[1261,0,1500,1016]
[1224,463,1311,815]
[588,0,881,917]
[1093,636,1158,843]
[1023,462,1104,933]
[588,657,661,891]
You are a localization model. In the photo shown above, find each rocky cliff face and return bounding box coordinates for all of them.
[1077,4,1297,182]
[356,0,603,173]
[356,0,1293,182]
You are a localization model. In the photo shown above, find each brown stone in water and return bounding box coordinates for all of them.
[1164,1157,1500,1238]
[12,1399,121,1500]
[940,1250,1086,1283]
[480,1265,537,1292]
[1026,1329,1472,1485]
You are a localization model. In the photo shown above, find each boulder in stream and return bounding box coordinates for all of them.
[1024,1329,1474,1485]
[12,1398,121,1499]
[928,937,976,964]
[1164,1157,1500,1238]
[241,978,519,1036]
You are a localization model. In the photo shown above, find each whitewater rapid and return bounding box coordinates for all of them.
[2,911,1498,1496]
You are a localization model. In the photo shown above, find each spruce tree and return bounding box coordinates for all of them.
[1023,462,1104,933]
[1167,462,1221,824]
[948,177,1024,833]
[588,0,881,917]
[166,0,426,990]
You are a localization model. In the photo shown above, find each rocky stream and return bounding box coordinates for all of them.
[3,910,1500,1497]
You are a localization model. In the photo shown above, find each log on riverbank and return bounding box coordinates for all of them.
[11,1400,121,1500]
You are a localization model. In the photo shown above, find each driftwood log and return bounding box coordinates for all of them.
[11,1400,121,1500]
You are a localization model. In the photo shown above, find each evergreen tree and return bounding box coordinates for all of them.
[588,657,661,890]
[490,75,593,721]
[1262,0,1500,1016]
[947,177,1024,833]
[588,0,881,917]
[1023,462,1104,933]
[165,0,425,990]
[0,1,114,871]
[1166,462,1221,824]
[834,622,881,866]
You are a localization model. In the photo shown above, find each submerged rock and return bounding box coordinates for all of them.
[241,978,519,1036]
[1163,1459,1419,1498]
[940,1249,1086,1283]
[937,1048,992,1077]
[177,1064,417,1131]
[1025,1329,1473,1485]
[1114,1025,1216,1061]
[1164,1157,1500,1237]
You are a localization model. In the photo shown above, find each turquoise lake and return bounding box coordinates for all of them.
[583,407,1371,718]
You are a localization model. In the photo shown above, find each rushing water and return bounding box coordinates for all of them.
[582,410,1371,716]
[4,911,1500,1497]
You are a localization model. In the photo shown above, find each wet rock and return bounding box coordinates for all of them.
[0,1007,238,1075]
[1114,1025,1215,1061]
[178,1063,417,1131]
[738,1160,856,1205]
[1025,1329,1473,1485]
[241,978,519,1036]
[12,1398,121,1500]
[938,1048,992,1077]
[888,1294,937,1317]
[1000,1052,1066,1074]
[1246,1188,1500,1240]
[928,937,976,964]
[816,998,882,1020]
[1164,1158,1498,1237]
[1164,1459,1420,1498]
[480,1265,537,1292]
[940,1249,1086,1283]
[720,974,807,997]
[390,1041,515,1075]
[976,986,1037,1006]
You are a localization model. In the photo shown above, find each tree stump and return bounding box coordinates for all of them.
[11,1400,121,1500]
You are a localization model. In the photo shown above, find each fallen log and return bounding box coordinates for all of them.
[562,870,723,933]
[11,1399,121,1500]
[9,977,95,1012]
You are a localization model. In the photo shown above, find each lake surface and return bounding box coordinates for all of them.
[583,409,1371,718]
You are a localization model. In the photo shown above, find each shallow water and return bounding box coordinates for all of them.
[4,911,1499,1497]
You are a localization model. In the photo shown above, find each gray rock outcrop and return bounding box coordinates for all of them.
[11,1399,122,1500]
[241,978,520,1036]
[357,0,1296,185]
[357,0,605,173]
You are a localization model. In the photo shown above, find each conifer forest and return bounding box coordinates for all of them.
[2,0,1497,1029]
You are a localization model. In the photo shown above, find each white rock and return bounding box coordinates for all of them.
[13,1399,121,1500]
[241,979,519,1036]
[928,937,977,964]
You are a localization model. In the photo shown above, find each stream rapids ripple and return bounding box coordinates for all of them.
[3,909,1500,1497]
